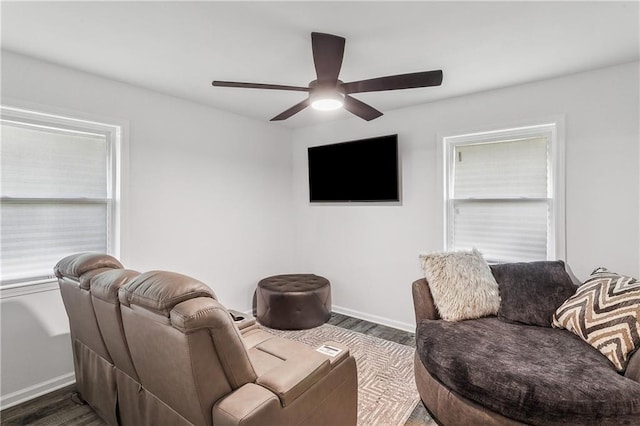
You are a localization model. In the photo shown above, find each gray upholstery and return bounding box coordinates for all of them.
[412,271,640,426]
[490,260,577,326]
[416,317,640,425]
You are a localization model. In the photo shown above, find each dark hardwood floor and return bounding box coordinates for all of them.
[1,312,431,425]
[0,385,103,426]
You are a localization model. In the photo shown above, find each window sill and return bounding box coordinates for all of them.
[0,279,59,299]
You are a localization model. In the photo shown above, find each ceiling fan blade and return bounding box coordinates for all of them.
[341,70,443,94]
[343,95,383,121]
[270,98,311,121]
[212,81,309,92]
[311,32,345,84]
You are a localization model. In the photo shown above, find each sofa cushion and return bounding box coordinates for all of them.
[552,268,640,372]
[490,261,577,327]
[419,249,500,321]
[416,317,640,425]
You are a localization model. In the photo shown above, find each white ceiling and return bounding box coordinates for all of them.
[2,1,639,128]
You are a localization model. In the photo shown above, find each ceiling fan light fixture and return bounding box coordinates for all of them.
[310,90,344,111]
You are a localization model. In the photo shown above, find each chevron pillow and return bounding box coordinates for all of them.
[552,268,640,372]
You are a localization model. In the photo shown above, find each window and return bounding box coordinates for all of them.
[1,105,122,291]
[444,123,564,263]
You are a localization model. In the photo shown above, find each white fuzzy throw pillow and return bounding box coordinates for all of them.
[419,249,501,321]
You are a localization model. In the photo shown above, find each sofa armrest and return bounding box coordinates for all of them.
[625,349,640,383]
[412,278,440,323]
[256,353,330,407]
[213,383,281,426]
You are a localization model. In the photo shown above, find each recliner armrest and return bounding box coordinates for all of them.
[256,353,330,407]
[315,341,350,366]
[236,319,259,334]
[213,383,281,426]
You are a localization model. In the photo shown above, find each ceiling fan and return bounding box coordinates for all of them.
[212,32,443,122]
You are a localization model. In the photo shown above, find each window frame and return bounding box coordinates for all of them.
[0,104,126,298]
[442,120,566,263]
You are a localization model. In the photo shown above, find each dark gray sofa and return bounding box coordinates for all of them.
[412,262,640,425]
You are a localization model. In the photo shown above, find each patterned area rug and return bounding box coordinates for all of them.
[263,323,419,426]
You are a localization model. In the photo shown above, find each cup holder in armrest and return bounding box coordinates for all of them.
[230,312,245,321]
[228,309,258,334]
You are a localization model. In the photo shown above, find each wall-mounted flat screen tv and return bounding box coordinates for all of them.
[308,134,400,203]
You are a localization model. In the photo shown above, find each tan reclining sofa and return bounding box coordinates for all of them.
[55,253,357,426]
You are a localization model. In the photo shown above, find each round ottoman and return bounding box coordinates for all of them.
[256,274,331,330]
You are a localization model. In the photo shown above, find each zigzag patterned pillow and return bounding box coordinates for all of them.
[552,268,640,372]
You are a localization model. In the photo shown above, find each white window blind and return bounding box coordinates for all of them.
[445,125,561,263]
[453,138,548,199]
[1,108,118,288]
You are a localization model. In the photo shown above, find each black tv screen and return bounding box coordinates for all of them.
[308,134,400,203]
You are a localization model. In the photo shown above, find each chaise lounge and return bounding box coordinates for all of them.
[412,255,640,425]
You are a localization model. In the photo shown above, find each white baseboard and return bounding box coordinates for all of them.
[0,372,75,410]
[243,304,415,333]
[332,305,416,333]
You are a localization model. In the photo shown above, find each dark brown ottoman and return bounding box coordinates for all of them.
[256,274,331,330]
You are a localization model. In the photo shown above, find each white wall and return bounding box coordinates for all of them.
[0,50,295,406]
[0,288,75,407]
[292,61,640,331]
[2,50,638,407]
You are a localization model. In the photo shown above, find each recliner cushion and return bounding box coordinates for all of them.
[416,317,640,425]
[55,252,123,279]
[118,271,215,315]
[91,269,139,302]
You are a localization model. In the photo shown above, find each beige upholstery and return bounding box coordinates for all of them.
[90,269,143,425]
[55,253,125,425]
[57,254,358,426]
